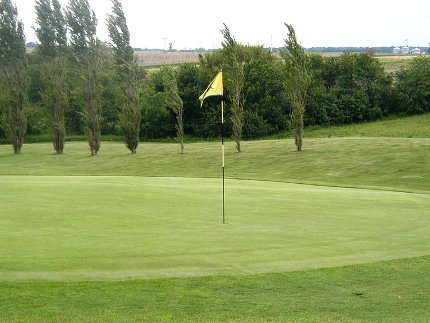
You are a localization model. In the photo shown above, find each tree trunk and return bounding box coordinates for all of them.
[291,102,304,152]
[295,135,302,151]
[236,140,241,153]
[86,64,101,156]
[13,135,22,154]
[53,129,64,154]
[90,146,97,156]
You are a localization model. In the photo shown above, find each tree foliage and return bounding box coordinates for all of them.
[140,70,175,139]
[107,0,141,154]
[161,66,184,153]
[395,57,430,115]
[0,0,29,153]
[66,0,101,156]
[281,23,311,152]
[242,46,288,138]
[177,63,203,137]
[35,0,68,153]
[34,0,67,58]
[309,53,393,126]
[221,24,244,153]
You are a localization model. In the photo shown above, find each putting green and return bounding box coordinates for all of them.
[1,176,429,281]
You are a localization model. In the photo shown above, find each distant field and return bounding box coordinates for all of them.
[135,51,202,66]
[27,46,424,73]
[376,54,418,74]
[132,50,421,75]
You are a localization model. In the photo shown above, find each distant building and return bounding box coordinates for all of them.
[401,46,410,54]
[411,48,421,54]
[393,47,401,54]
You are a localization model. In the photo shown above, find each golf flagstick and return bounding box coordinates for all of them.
[198,70,225,224]
[221,99,225,224]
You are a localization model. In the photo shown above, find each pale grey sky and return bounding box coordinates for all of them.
[14,0,430,50]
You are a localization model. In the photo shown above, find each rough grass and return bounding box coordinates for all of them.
[304,113,430,139]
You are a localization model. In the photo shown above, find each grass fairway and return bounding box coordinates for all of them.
[1,116,429,321]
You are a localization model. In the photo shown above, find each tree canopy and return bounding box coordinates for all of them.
[0,0,29,153]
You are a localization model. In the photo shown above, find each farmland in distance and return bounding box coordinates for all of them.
[134,50,420,74]
[135,50,203,67]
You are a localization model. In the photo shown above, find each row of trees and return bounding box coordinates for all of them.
[142,44,429,147]
[0,0,28,153]
[1,0,430,155]
[1,0,142,155]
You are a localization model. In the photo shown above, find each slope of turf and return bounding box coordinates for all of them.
[304,113,430,139]
[1,137,429,193]
[1,256,429,322]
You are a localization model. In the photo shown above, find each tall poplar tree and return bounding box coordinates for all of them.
[0,0,29,154]
[162,66,184,154]
[281,23,311,152]
[221,24,244,153]
[66,0,101,156]
[35,0,68,154]
[107,0,141,154]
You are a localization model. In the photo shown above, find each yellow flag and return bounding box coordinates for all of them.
[199,71,223,107]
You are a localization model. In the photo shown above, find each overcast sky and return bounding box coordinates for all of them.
[14,0,430,50]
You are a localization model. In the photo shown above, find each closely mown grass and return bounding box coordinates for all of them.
[1,176,429,281]
[1,256,429,322]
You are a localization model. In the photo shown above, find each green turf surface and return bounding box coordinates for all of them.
[1,176,429,281]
